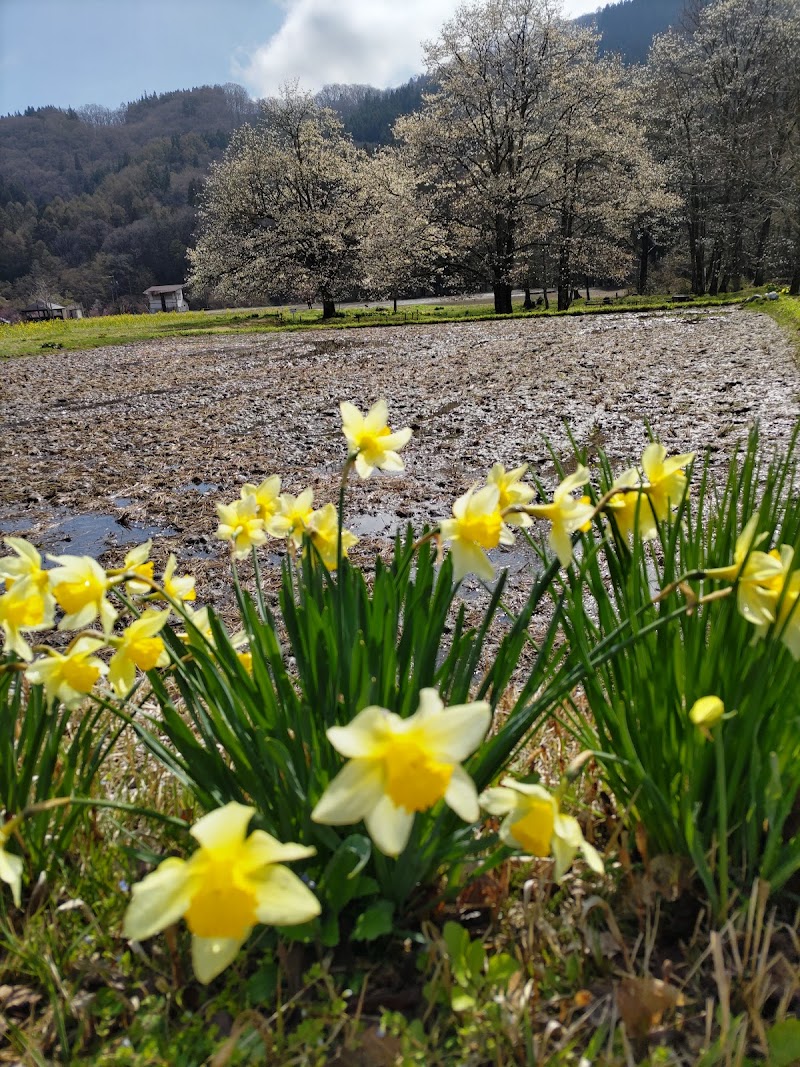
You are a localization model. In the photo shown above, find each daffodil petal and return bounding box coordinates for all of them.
[479,785,519,816]
[326,705,391,757]
[444,764,480,823]
[253,865,321,926]
[549,525,574,568]
[449,540,495,582]
[192,934,246,985]
[420,701,491,762]
[190,802,254,850]
[363,398,389,433]
[242,830,316,868]
[552,814,584,881]
[354,453,374,479]
[580,838,605,875]
[122,857,193,941]
[364,795,415,857]
[311,759,384,824]
[0,848,23,907]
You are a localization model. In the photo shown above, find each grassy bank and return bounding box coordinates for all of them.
[0,291,751,359]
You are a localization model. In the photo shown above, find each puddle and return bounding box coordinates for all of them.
[0,517,33,536]
[113,496,132,507]
[179,481,219,495]
[349,511,400,537]
[39,513,176,559]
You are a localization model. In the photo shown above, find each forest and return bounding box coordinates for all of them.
[1,0,797,317]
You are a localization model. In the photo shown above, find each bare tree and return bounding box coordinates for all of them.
[647,0,800,294]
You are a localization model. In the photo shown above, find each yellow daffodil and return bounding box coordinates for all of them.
[108,609,171,697]
[119,540,155,596]
[241,476,282,523]
[480,778,604,881]
[48,554,117,633]
[122,802,319,984]
[305,504,358,569]
[641,443,694,522]
[215,494,267,559]
[523,467,594,567]
[25,637,108,707]
[237,650,253,674]
[689,695,725,729]
[0,537,50,591]
[161,554,196,603]
[268,489,315,546]
[439,484,513,582]
[605,467,654,541]
[0,818,23,907]
[486,463,534,527]
[340,399,412,479]
[312,688,491,857]
[750,544,800,658]
[0,577,56,661]
[704,515,785,625]
[181,606,248,651]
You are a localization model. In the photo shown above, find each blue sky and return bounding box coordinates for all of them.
[0,0,605,115]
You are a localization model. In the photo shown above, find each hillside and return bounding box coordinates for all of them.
[0,85,258,312]
[575,0,703,63]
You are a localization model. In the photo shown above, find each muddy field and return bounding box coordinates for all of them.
[1,308,798,616]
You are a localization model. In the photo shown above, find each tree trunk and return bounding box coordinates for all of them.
[638,230,652,295]
[322,298,336,319]
[541,248,549,310]
[393,293,398,314]
[523,286,533,310]
[493,281,512,315]
[790,246,800,296]
[585,277,590,301]
[753,216,771,287]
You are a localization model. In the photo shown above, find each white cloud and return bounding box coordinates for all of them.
[235,0,461,98]
[235,0,606,100]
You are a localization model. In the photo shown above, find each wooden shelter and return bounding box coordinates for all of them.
[143,285,189,313]
[22,301,66,321]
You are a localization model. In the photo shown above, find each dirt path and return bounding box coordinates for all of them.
[2,308,798,612]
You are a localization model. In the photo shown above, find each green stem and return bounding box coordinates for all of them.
[250,545,269,623]
[714,727,729,921]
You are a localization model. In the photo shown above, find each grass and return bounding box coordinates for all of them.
[3,769,798,1065]
[0,290,752,359]
[747,292,800,354]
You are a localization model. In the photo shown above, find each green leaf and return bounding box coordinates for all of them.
[767,1019,800,1067]
[351,899,395,941]
[451,991,476,1012]
[486,953,520,985]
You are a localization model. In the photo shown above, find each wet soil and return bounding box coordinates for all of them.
[1,309,798,618]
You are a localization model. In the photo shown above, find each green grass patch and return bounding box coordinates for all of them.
[747,293,800,356]
[0,291,749,359]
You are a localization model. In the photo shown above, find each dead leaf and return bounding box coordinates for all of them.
[616,976,685,1039]
[0,984,43,1013]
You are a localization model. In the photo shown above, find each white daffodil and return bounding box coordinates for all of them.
[312,688,491,857]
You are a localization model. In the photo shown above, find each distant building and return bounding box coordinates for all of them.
[21,301,82,321]
[144,285,189,313]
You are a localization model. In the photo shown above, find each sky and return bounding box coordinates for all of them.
[0,0,606,115]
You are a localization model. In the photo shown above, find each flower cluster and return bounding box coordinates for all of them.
[0,537,198,702]
[704,514,800,657]
[436,442,695,582]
